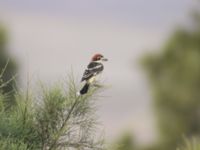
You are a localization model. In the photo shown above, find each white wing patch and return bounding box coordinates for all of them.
[88,65,102,70]
[81,62,104,81]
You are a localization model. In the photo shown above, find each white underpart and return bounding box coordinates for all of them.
[87,73,102,84]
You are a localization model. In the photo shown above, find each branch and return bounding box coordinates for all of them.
[48,96,80,150]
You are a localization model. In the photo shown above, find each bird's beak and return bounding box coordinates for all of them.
[101,58,108,61]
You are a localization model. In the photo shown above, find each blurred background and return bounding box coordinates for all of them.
[0,0,200,150]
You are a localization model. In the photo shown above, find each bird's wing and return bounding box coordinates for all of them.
[81,69,93,81]
[81,62,104,82]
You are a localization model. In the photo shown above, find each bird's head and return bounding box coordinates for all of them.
[91,53,108,62]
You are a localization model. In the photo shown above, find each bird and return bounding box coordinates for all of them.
[77,53,108,95]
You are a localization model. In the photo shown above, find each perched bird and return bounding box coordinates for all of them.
[78,54,108,95]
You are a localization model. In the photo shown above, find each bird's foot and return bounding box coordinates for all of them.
[93,83,103,88]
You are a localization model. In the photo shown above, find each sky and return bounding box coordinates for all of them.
[0,0,198,145]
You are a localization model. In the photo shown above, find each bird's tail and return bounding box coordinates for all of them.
[78,83,90,95]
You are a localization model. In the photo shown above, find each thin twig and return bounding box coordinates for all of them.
[23,56,30,128]
[0,58,10,79]
[0,74,18,89]
[48,96,80,150]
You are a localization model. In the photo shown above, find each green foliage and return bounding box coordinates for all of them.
[0,25,18,108]
[142,11,200,150]
[177,138,200,150]
[0,76,105,150]
[0,138,29,150]
[111,132,136,150]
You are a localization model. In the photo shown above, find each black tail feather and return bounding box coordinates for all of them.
[80,83,90,95]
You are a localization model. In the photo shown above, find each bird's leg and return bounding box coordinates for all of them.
[93,81,103,87]
[93,84,103,88]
